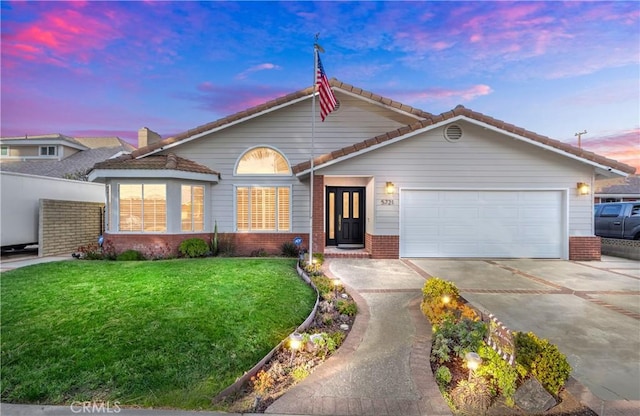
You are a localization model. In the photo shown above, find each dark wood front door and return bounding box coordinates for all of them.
[326,187,365,247]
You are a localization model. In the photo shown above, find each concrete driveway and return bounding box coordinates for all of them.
[407,256,640,404]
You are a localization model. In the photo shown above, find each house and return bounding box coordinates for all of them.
[594,175,640,203]
[0,134,135,179]
[88,79,636,261]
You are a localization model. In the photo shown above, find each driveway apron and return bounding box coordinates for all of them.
[265,259,452,416]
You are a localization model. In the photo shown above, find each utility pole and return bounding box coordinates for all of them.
[575,130,587,148]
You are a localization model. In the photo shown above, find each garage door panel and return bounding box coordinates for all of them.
[400,190,564,258]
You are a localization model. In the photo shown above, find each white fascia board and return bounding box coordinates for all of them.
[138,95,312,158]
[335,89,425,120]
[88,169,219,183]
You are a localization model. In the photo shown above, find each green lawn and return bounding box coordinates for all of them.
[0,258,316,409]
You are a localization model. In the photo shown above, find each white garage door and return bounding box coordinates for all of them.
[400,190,564,258]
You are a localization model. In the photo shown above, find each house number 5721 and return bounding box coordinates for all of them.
[381,199,394,205]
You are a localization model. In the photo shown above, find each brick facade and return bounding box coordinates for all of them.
[40,199,105,257]
[366,233,400,259]
[104,232,308,258]
[312,175,325,255]
[569,236,601,261]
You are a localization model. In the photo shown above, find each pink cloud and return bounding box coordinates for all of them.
[391,84,493,105]
[583,129,640,171]
[2,7,122,68]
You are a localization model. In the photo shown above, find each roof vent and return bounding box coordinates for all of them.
[444,124,463,142]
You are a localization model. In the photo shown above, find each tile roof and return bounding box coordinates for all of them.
[0,145,135,179]
[595,175,640,194]
[72,137,136,151]
[291,104,636,175]
[124,78,633,176]
[130,79,433,159]
[92,153,219,177]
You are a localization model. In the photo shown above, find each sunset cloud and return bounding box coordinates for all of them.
[235,63,283,80]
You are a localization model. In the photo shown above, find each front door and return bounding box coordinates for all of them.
[326,187,365,247]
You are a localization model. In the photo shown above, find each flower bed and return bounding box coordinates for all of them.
[422,277,596,416]
[215,257,357,413]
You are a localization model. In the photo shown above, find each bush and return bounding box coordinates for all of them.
[336,299,357,316]
[250,248,269,257]
[515,331,571,395]
[178,238,209,258]
[431,317,487,364]
[75,242,103,260]
[451,378,492,415]
[311,276,334,298]
[280,241,299,258]
[116,250,145,261]
[476,344,519,406]
[435,365,453,388]
[291,365,310,382]
[421,277,462,324]
[217,234,236,257]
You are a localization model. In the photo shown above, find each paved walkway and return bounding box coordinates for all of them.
[266,259,452,416]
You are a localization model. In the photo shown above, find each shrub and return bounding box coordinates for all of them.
[435,365,453,388]
[291,365,310,382]
[336,299,357,316]
[328,330,346,347]
[280,241,299,258]
[217,233,236,257]
[305,332,337,359]
[251,370,274,396]
[451,378,492,415]
[75,242,103,260]
[116,250,145,261]
[431,317,487,364]
[421,277,461,324]
[178,238,209,258]
[476,344,518,406]
[515,332,571,395]
[250,248,269,257]
[311,276,334,298]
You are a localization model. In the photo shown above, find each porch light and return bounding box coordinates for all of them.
[465,351,483,381]
[385,182,396,195]
[576,182,590,196]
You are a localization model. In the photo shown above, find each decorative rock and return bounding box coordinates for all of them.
[514,378,557,414]
[340,324,349,331]
[341,293,349,299]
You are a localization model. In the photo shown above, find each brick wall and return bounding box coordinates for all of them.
[367,233,399,259]
[312,175,325,255]
[105,232,307,258]
[39,199,105,257]
[569,236,601,261]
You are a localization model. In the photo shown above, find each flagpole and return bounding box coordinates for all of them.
[309,40,318,266]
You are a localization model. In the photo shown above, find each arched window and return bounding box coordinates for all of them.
[236,147,290,175]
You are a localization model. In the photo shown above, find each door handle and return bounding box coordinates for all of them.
[338,215,342,232]
[613,222,621,225]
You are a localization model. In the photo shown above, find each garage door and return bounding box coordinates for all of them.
[400,190,564,258]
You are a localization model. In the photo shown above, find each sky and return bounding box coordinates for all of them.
[1,1,639,171]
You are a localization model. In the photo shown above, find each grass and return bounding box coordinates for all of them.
[0,258,316,409]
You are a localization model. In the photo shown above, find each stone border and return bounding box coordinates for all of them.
[213,262,320,401]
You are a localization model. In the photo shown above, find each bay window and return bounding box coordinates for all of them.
[119,184,166,232]
[181,185,204,232]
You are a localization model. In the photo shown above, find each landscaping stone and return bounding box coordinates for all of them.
[515,378,557,413]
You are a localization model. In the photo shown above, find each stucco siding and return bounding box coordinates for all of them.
[317,122,595,237]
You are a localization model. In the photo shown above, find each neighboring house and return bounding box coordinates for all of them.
[594,175,640,203]
[0,134,135,179]
[88,79,635,260]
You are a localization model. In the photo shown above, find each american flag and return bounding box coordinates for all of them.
[316,51,337,121]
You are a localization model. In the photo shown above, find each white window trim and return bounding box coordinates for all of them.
[234,184,292,232]
[234,145,293,177]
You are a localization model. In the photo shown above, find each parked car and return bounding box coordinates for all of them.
[594,202,640,240]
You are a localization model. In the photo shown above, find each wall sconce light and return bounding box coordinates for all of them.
[385,181,396,195]
[577,182,590,196]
